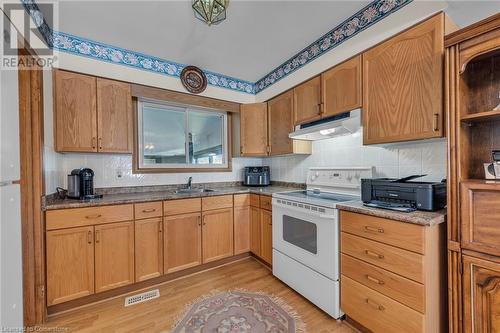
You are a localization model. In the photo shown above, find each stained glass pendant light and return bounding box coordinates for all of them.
[192,0,229,26]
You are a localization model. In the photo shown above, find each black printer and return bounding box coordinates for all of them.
[361,175,446,212]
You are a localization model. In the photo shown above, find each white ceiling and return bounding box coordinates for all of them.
[46,0,371,82]
[42,1,499,83]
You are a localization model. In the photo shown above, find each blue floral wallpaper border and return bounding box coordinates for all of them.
[22,0,412,95]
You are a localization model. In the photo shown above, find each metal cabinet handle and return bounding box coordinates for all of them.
[87,231,93,244]
[95,230,100,243]
[364,226,384,234]
[317,103,323,115]
[366,274,385,285]
[98,137,103,150]
[433,113,439,131]
[92,137,97,149]
[142,208,156,213]
[85,214,102,219]
[202,216,206,226]
[365,298,385,311]
[365,250,384,259]
[197,216,202,226]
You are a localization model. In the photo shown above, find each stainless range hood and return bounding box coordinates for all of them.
[289,109,361,141]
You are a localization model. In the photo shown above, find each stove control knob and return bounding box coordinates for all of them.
[347,173,353,181]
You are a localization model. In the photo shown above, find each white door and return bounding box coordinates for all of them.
[0,12,24,329]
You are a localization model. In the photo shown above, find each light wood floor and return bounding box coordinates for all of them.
[40,258,358,333]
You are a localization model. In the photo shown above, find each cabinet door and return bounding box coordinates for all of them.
[96,78,132,153]
[234,206,250,254]
[202,208,234,263]
[250,206,261,256]
[95,221,135,292]
[135,217,163,281]
[240,103,268,156]
[54,70,97,152]
[322,55,362,117]
[461,182,500,256]
[164,213,202,274]
[46,226,94,305]
[463,255,500,333]
[363,14,444,144]
[260,209,273,265]
[293,76,321,125]
[268,90,294,155]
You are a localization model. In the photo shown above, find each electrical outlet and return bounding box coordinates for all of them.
[115,169,124,180]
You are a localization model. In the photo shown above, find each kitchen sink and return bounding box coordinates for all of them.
[174,188,216,194]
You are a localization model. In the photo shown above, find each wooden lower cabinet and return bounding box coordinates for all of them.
[94,221,135,293]
[260,209,273,265]
[202,208,234,263]
[164,213,202,274]
[46,226,94,306]
[135,217,163,281]
[250,206,261,256]
[234,206,250,255]
[463,254,500,333]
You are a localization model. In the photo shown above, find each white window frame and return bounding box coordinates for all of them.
[137,99,229,170]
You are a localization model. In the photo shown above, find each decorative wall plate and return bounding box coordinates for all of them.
[180,66,208,94]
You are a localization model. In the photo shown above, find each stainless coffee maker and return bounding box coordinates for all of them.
[67,168,100,199]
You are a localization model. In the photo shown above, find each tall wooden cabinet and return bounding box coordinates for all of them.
[240,103,268,156]
[363,14,444,144]
[445,13,500,333]
[54,70,132,153]
[268,90,294,155]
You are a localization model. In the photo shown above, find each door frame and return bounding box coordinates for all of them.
[18,47,46,325]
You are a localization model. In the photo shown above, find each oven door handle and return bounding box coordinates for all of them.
[318,214,337,220]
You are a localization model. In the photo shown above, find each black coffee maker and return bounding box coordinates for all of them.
[67,168,101,199]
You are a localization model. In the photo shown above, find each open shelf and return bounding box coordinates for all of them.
[461,109,500,123]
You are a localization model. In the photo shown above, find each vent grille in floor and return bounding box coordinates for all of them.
[124,289,160,307]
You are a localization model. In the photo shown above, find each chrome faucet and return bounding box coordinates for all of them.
[187,177,193,190]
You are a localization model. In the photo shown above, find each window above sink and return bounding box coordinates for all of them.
[136,99,230,173]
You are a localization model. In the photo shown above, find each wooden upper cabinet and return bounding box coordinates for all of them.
[240,103,268,156]
[293,76,322,125]
[54,70,97,152]
[463,255,500,333]
[96,78,132,153]
[322,55,362,117]
[202,208,234,263]
[268,90,294,155]
[54,70,132,153]
[164,213,202,274]
[135,217,163,282]
[94,221,135,293]
[46,226,94,305]
[362,14,444,144]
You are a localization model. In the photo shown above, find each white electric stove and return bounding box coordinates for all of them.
[272,167,373,318]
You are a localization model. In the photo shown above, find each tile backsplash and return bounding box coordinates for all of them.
[44,154,263,192]
[268,130,447,184]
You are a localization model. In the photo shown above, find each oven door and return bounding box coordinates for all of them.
[272,199,339,280]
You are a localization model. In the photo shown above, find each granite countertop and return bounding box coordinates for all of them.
[43,184,301,211]
[336,200,446,226]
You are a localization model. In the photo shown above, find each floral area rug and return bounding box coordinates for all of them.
[171,290,305,333]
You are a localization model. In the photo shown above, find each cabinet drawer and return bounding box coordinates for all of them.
[461,181,500,256]
[234,194,250,207]
[341,254,424,313]
[341,276,423,333]
[46,204,134,230]
[341,211,424,254]
[202,195,233,211]
[341,232,424,283]
[134,201,162,220]
[250,194,260,207]
[260,195,272,211]
[164,198,201,216]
